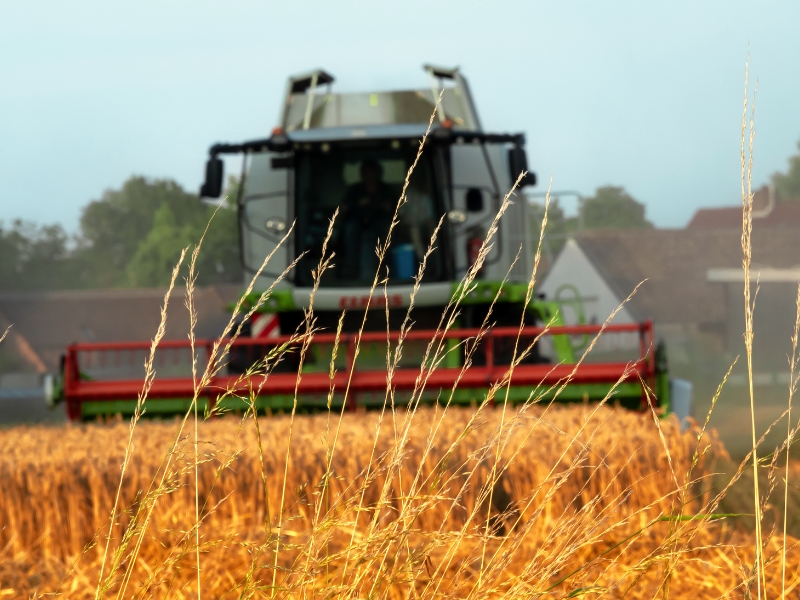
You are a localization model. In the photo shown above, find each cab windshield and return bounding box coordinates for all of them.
[294,144,447,287]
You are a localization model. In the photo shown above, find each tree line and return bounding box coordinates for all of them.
[528,140,800,259]
[0,177,242,291]
[2,141,799,292]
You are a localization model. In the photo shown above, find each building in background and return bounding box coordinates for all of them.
[0,284,240,424]
[539,222,800,455]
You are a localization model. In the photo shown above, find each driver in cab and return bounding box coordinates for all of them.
[340,159,395,280]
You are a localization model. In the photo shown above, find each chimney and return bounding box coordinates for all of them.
[752,184,776,219]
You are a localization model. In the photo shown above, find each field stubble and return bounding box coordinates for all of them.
[0,406,797,598]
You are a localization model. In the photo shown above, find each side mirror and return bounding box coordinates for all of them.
[199,156,224,198]
[508,146,536,187]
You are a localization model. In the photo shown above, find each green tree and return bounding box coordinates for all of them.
[77,177,204,287]
[529,197,566,236]
[773,141,800,201]
[0,176,242,292]
[78,176,242,288]
[0,220,79,290]
[197,178,242,285]
[579,186,652,230]
[126,203,199,287]
[126,185,241,287]
[529,186,652,268]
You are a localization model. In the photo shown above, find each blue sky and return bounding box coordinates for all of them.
[1,1,798,231]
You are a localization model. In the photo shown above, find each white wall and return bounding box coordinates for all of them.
[539,239,635,326]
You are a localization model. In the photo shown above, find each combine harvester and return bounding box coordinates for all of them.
[52,65,678,421]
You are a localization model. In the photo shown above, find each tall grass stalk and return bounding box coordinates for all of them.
[270,208,337,596]
[782,285,800,597]
[98,218,300,599]
[740,55,766,599]
[477,172,539,590]
[334,92,441,586]
[94,247,186,600]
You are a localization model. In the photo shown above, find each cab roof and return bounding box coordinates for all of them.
[279,65,483,133]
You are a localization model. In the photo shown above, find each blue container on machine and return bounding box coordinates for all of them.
[393,244,416,280]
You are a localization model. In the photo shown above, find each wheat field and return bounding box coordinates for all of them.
[0,404,797,599]
[1,57,797,599]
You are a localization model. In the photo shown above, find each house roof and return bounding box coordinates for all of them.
[687,202,800,230]
[687,186,800,230]
[686,206,743,230]
[0,284,242,372]
[572,227,800,326]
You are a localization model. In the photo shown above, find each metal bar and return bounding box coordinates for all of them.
[209,131,528,158]
[452,69,482,131]
[66,361,649,401]
[425,67,446,124]
[65,323,645,353]
[302,72,319,130]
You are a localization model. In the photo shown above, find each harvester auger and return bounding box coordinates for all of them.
[51,65,676,421]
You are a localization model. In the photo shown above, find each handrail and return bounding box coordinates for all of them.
[65,321,652,352]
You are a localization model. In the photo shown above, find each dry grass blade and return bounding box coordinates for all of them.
[740,54,766,600]
[477,173,546,590]
[270,208,338,597]
[782,283,800,596]
[95,246,187,600]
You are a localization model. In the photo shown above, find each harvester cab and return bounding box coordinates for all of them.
[51,65,678,421]
[203,65,539,336]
